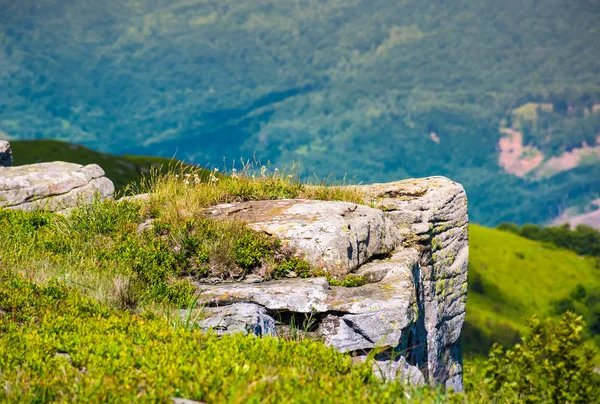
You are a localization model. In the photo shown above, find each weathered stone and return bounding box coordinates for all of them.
[199,278,331,313]
[192,176,468,390]
[353,354,425,385]
[196,250,421,382]
[206,199,400,274]
[186,303,276,337]
[0,140,11,167]
[170,397,205,404]
[0,162,114,211]
[242,274,264,284]
[361,176,469,391]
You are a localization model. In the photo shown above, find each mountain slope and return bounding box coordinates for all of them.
[1,0,599,225]
[463,224,600,357]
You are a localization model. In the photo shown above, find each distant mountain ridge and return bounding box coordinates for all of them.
[1,0,599,225]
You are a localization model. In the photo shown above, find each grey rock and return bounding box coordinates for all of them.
[353,355,425,385]
[199,278,331,313]
[0,140,12,167]
[0,162,114,211]
[320,250,418,353]
[170,398,205,404]
[196,254,420,383]
[242,274,264,284]
[207,199,400,274]
[360,177,469,391]
[194,176,468,390]
[137,219,155,233]
[192,303,276,337]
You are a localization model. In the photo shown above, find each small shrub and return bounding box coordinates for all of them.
[232,232,277,270]
[570,283,587,301]
[272,257,312,279]
[552,297,578,315]
[67,198,140,236]
[328,275,368,288]
[482,312,599,403]
[165,278,196,307]
[496,222,519,234]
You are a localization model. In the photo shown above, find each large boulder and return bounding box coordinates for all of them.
[0,140,11,167]
[197,176,468,390]
[207,199,399,274]
[0,161,115,211]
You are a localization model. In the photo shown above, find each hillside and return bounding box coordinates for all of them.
[1,0,599,226]
[463,224,600,358]
[6,140,600,358]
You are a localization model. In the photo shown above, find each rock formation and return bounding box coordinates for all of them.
[0,141,468,390]
[0,140,12,167]
[0,147,115,211]
[192,176,468,391]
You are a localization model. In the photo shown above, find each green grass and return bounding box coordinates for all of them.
[1,272,459,403]
[464,224,600,358]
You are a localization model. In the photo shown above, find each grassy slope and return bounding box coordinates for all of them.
[464,224,600,357]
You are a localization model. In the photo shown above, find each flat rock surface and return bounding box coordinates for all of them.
[206,199,399,274]
[0,161,114,211]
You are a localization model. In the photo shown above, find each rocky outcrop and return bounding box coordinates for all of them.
[207,199,398,274]
[0,161,115,211]
[0,140,12,167]
[360,177,469,391]
[199,176,468,391]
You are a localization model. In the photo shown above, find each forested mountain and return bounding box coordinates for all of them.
[1,0,599,225]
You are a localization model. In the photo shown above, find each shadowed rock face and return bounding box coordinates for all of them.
[198,176,469,391]
[0,161,114,211]
[0,140,11,167]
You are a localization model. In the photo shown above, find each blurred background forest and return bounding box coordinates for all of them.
[1,0,599,226]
